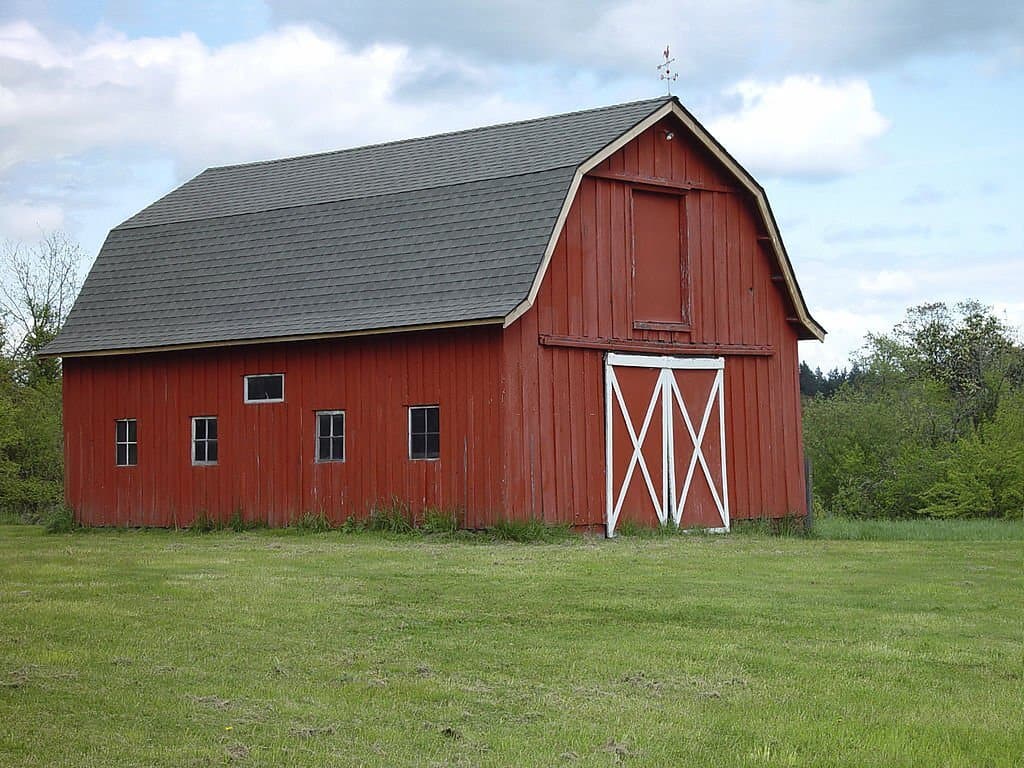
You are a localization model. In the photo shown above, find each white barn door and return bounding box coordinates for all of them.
[605,353,729,536]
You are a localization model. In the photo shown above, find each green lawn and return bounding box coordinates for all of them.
[1,524,1022,767]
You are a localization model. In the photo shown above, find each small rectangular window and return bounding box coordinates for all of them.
[192,416,218,465]
[244,374,284,403]
[115,419,137,467]
[315,410,345,462]
[409,405,440,460]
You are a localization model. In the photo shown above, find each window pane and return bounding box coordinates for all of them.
[207,441,218,463]
[426,433,440,459]
[264,376,283,400]
[127,444,138,466]
[332,437,344,461]
[426,406,439,433]
[116,420,127,442]
[411,433,426,459]
[247,377,265,399]
[117,444,128,466]
[411,407,425,433]
[194,442,206,463]
[194,419,206,439]
[333,414,344,436]
[127,419,137,442]
[317,437,331,461]
[206,418,217,439]
[318,414,331,437]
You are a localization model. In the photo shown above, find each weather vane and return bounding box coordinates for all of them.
[658,45,678,96]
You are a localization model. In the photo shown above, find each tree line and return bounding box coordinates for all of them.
[803,301,1024,519]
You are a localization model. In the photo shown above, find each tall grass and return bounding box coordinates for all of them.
[813,515,1024,541]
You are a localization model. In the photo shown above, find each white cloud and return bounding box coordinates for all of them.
[992,301,1024,335]
[708,76,890,179]
[858,270,916,296]
[799,307,893,370]
[0,22,540,177]
[268,1,1024,82]
[0,22,894,188]
[0,201,65,240]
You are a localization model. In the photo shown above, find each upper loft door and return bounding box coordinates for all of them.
[631,189,690,331]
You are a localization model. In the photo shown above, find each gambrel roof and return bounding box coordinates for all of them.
[44,97,823,357]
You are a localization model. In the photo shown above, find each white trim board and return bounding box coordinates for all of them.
[503,100,825,342]
[607,352,724,370]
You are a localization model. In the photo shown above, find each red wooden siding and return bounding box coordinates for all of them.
[500,116,807,527]
[64,328,504,527]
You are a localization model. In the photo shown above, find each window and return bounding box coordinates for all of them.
[192,416,218,465]
[315,411,345,462]
[409,405,440,460]
[115,419,137,467]
[244,374,284,403]
[632,188,689,328]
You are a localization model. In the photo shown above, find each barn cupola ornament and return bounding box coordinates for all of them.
[658,45,679,96]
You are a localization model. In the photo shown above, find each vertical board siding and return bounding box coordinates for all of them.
[502,116,807,526]
[64,327,504,527]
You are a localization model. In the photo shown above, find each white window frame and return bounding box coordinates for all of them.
[408,404,440,461]
[191,416,219,466]
[115,418,137,467]
[243,373,285,404]
[315,410,346,463]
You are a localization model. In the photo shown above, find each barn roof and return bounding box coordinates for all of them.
[44,96,823,357]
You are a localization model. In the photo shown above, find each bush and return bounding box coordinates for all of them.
[290,511,333,532]
[421,507,461,534]
[367,498,415,533]
[43,504,77,533]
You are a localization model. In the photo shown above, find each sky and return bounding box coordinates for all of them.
[0,0,1021,369]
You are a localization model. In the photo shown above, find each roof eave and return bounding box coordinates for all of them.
[38,316,506,359]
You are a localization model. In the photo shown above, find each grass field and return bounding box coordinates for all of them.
[1,523,1022,767]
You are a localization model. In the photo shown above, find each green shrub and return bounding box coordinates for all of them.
[188,510,223,533]
[421,506,462,534]
[43,504,77,534]
[367,498,414,533]
[290,511,333,532]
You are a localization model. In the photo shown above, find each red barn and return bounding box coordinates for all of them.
[43,97,824,534]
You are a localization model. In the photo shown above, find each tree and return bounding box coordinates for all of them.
[0,231,83,384]
[0,231,83,520]
[859,301,1023,432]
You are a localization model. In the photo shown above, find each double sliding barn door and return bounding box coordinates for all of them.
[605,353,729,536]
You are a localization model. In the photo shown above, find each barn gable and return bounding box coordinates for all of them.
[505,100,823,342]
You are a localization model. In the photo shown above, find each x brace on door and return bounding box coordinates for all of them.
[605,354,729,536]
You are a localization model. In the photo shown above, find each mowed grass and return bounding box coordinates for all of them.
[1,524,1022,767]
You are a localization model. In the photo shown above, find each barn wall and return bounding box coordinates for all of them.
[501,116,807,527]
[63,327,505,527]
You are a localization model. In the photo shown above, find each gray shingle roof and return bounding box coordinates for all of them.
[46,97,669,355]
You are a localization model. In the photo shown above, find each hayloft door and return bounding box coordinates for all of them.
[605,354,729,536]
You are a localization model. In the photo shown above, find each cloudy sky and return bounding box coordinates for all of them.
[1,1,1021,368]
